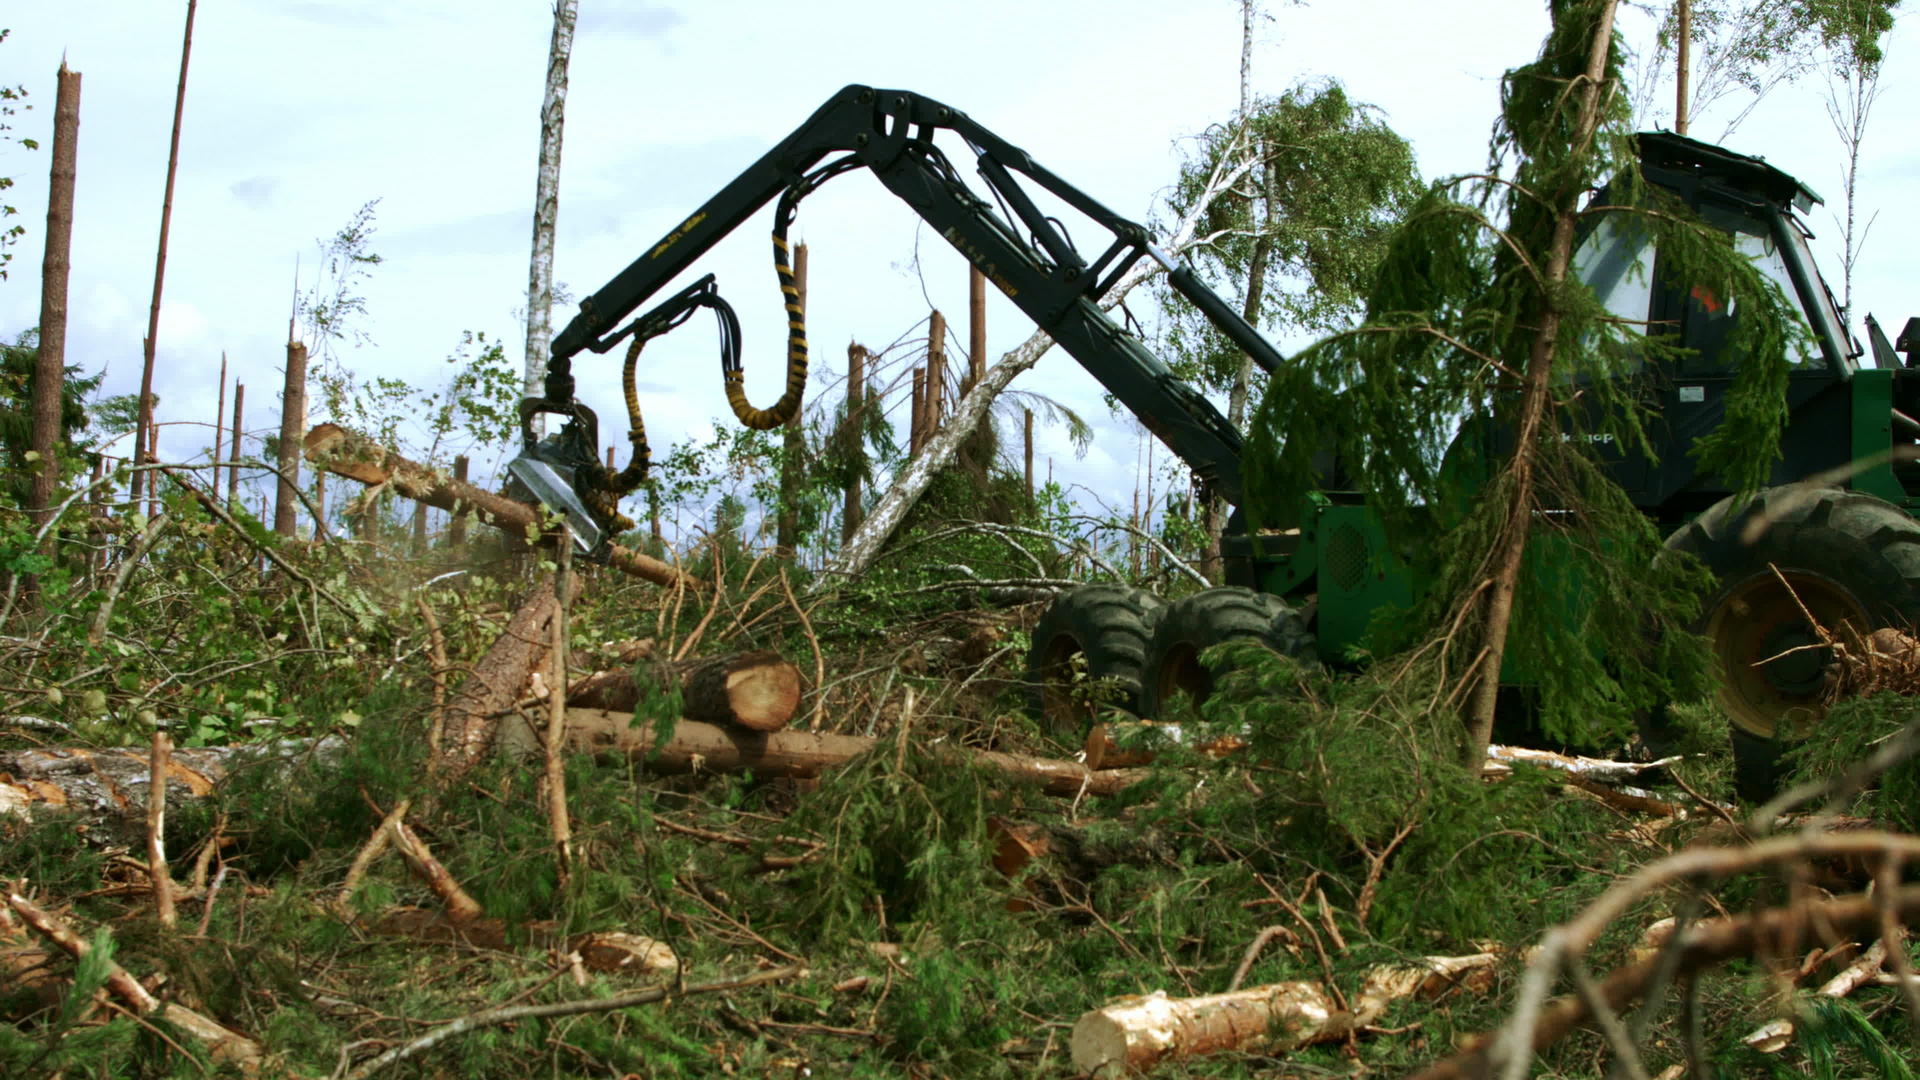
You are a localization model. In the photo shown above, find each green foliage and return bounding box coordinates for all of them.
[1643,0,1902,126]
[0,28,31,282]
[1243,0,1802,745]
[1156,80,1420,408]
[782,744,1012,941]
[0,329,102,507]
[1780,692,1920,829]
[298,198,383,361]
[1194,640,1630,940]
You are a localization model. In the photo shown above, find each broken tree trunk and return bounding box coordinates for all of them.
[815,133,1256,587]
[0,740,242,835]
[1072,954,1501,1076]
[439,579,558,775]
[304,423,698,590]
[562,709,1150,797]
[568,649,803,731]
[28,62,80,536]
[274,341,308,536]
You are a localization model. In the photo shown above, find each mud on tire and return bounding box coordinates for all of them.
[1025,585,1167,737]
[1141,587,1317,721]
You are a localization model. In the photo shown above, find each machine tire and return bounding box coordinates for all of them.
[1025,585,1167,738]
[1665,486,1920,802]
[1141,587,1318,720]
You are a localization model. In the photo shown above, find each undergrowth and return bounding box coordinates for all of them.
[5,518,1920,1078]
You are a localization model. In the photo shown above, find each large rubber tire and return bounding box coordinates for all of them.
[1666,487,1920,801]
[1025,585,1167,738]
[1140,587,1318,721]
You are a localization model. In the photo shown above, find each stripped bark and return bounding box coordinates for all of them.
[1742,938,1887,1052]
[6,888,263,1069]
[388,819,483,925]
[133,0,198,506]
[274,341,308,536]
[544,533,575,883]
[227,382,244,507]
[146,731,176,926]
[1072,953,1500,1076]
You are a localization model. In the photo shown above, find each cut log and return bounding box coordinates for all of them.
[569,650,803,731]
[562,709,1151,798]
[439,579,558,776]
[304,422,699,591]
[1071,954,1501,1076]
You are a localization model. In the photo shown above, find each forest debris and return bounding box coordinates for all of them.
[387,820,483,926]
[1083,721,1247,770]
[439,579,558,776]
[304,423,698,591]
[1742,938,1888,1052]
[563,709,1152,797]
[146,731,176,927]
[6,888,264,1070]
[336,964,802,1080]
[569,650,804,731]
[1070,953,1501,1075]
[571,931,679,977]
[1482,744,1680,784]
[1412,877,1920,1080]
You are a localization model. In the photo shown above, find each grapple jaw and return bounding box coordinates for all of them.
[508,396,609,556]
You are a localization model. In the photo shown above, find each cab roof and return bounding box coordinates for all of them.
[1636,131,1823,214]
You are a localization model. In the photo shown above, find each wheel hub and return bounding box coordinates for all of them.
[1707,569,1869,740]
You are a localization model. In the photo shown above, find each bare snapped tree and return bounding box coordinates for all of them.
[816,133,1267,587]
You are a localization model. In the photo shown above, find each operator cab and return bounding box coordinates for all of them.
[1575,131,1882,522]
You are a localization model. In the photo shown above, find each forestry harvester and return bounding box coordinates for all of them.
[516,84,1920,799]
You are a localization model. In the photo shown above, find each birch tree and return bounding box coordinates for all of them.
[524,0,580,413]
[1158,81,1418,575]
[1819,0,1897,318]
[1628,0,1899,137]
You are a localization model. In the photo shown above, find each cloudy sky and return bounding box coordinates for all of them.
[4,1,1917,541]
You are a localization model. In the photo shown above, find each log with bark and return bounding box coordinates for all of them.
[559,709,1151,798]
[5,712,1146,833]
[569,649,803,731]
[0,740,323,834]
[439,578,559,775]
[303,423,699,591]
[1070,953,1501,1076]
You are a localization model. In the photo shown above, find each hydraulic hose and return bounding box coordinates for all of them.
[724,186,810,430]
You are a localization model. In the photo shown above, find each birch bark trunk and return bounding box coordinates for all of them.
[524,0,580,415]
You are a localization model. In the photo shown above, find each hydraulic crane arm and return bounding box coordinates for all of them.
[534,84,1283,542]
